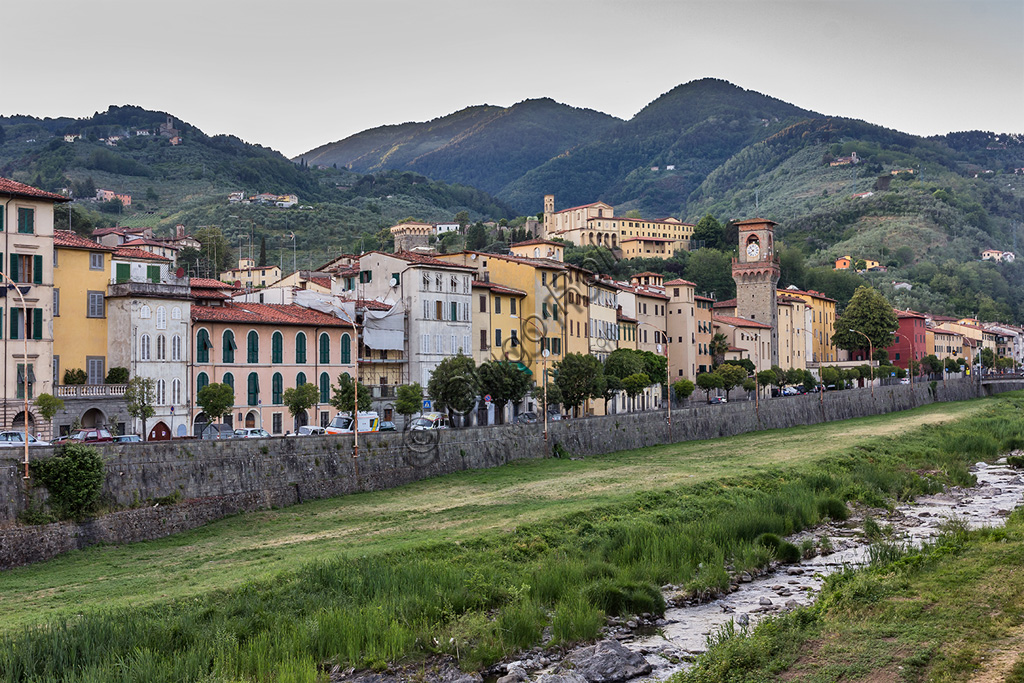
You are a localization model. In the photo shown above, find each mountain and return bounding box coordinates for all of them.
[297,98,620,198]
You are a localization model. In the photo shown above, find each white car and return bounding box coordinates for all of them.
[0,431,49,447]
[295,426,327,436]
[233,428,271,439]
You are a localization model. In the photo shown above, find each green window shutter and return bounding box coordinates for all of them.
[272,332,283,363]
[341,334,351,364]
[319,373,329,403]
[116,263,130,283]
[542,302,549,319]
[272,373,283,404]
[223,373,234,390]
[391,272,400,285]
[451,301,457,321]
[296,333,306,364]
[247,331,259,363]
[18,208,34,234]
[147,265,160,283]
[33,255,43,284]
[319,333,329,364]
[0,210,4,231]
[296,372,306,386]
[552,304,558,321]
[33,308,43,339]
[10,308,18,339]
[0,309,3,339]
[10,253,19,282]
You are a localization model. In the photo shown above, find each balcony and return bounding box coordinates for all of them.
[56,384,127,398]
[107,280,190,299]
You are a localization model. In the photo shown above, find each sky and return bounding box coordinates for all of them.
[7,0,1022,159]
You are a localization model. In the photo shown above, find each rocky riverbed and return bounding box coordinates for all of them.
[334,459,1024,683]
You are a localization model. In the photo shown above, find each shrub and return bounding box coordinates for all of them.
[63,368,87,385]
[551,593,604,644]
[582,577,665,616]
[105,366,129,384]
[32,444,105,519]
[817,496,850,521]
[754,533,801,564]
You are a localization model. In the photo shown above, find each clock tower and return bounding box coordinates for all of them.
[732,218,780,367]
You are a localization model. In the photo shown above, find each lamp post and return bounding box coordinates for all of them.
[1,270,30,479]
[849,329,874,397]
[541,349,550,443]
[637,322,672,431]
[893,332,914,386]
[336,304,361,459]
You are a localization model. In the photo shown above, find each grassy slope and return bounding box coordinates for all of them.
[0,398,985,632]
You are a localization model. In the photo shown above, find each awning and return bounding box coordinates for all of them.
[514,361,533,376]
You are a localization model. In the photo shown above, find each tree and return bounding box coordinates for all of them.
[554,353,604,416]
[600,374,623,412]
[672,379,695,404]
[455,211,470,229]
[638,351,668,387]
[197,382,236,424]
[685,248,735,300]
[124,377,156,441]
[715,364,748,402]
[723,358,754,374]
[801,370,818,392]
[329,373,372,416]
[920,354,943,376]
[696,372,724,402]
[427,353,479,427]
[621,373,650,410]
[105,367,129,384]
[785,368,805,387]
[692,214,724,250]
[709,333,730,368]
[531,381,563,414]
[604,348,644,380]
[820,366,842,389]
[395,383,424,423]
[258,236,267,267]
[944,357,962,374]
[466,223,488,251]
[979,347,995,369]
[478,360,532,424]
[742,378,757,394]
[283,383,320,423]
[34,394,64,431]
[832,286,898,353]
[756,369,777,394]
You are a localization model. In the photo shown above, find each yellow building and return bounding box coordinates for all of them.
[472,280,528,366]
[776,294,809,371]
[220,257,283,289]
[779,287,838,364]
[52,231,115,385]
[928,327,964,362]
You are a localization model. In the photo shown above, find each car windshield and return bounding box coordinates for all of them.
[329,416,353,430]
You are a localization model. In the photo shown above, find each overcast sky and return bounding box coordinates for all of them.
[8,0,1022,158]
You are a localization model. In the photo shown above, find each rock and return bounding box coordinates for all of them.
[555,639,653,682]
[739,573,753,583]
[785,599,799,608]
[497,665,529,683]
[626,620,637,629]
[759,597,773,606]
[536,675,588,683]
[786,568,804,575]
[736,613,749,625]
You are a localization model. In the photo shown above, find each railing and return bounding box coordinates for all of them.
[56,384,128,398]
[367,385,396,399]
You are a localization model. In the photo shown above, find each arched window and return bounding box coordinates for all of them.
[272,372,283,404]
[295,332,307,364]
[247,372,259,406]
[140,304,151,319]
[171,335,182,361]
[272,331,283,364]
[296,372,306,387]
[319,372,330,403]
[341,333,351,364]
[156,334,166,360]
[171,307,181,320]
[223,372,234,391]
[196,372,209,394]
[140,333,151,360]
[319,333,330,364]
[222,330,236,363]
[172,378,181,405]
[156,306,167,330]
[156,379,165,405]
[196,329,211,363]
[247,330,259,363]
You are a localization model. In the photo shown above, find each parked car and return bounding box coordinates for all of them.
[326,411,380,435]
[514,411,538,424]
[546,411,563,421]
[52,428,113,445]
[408,412,451,430]
[112,434,142,443]
[295,426,327,436]
[200,424,236,440]
[708,396,727,404]
[378,421,396,432]
[0,431,49,447]
[234,428,271,439]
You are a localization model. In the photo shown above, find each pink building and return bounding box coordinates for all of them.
[191,302,357,435]
[885,310,927,370]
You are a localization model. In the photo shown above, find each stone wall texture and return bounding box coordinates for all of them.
[2,378,1020,570]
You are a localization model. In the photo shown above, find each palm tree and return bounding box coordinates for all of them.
[709,333,730,368]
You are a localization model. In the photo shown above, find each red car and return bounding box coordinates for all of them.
[52,428,114,445]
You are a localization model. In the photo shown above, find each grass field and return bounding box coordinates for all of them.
[0,394,1019,682]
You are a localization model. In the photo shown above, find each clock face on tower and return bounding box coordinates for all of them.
[746,241,760,259]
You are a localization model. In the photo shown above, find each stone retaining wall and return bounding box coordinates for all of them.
[2,377,1018,570]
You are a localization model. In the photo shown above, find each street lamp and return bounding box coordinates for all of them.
[849,329,874,397]
[1,271,31,479]
[637,321,672,432]
[893,332,914,386]
[335,304,361,459]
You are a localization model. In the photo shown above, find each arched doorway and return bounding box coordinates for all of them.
[12,411,35,435]
[148,421,171,441]
[245,411,258,428]
[293,410,308,433]
[81,407,105,428]
[193,412,209,437]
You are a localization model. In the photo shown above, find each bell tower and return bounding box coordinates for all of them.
[732,218,780,367]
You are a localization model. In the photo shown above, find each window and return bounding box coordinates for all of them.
[223,372,234,392]
[451,301,458,322]
[156,334,166,360]
[172,379,181,405]
[16,364,35,399]
[156,379,166,406]
[272,413,283,434]
[222,330,236,363]
[341,333,351,364]
[494,297,501,314]
[495,329,502,347]
[434,335,442,353]
[196,372,209,394]
[140,334,151,360]
[422,273,430,290]
[147,265,160,283]
[295,332,307,363]
[140,304,151,319]
[541,272,547,286]
[296,372,306,387]
[247,373,260,406]
[171,307,181,320]
[87,291,105,318]
[552,304,558,321]
[172,334,182,361]
[272,372,283,404]
[115,263,130,283]
[480,329,488,349]
[90,252,104,270]
[451,334,457,354]
[479,295,486,313]
[319,372,329,403]
[86,357,104,385]
[420,334,429,353]
[542,303,549,319]
[53,289,60,317]
[17,207,34,234]
[319,333,330,364]
[53,249,58,267]
[510,329,519,347]
[10,253,43,284]
[196,329,211,363]
[247,330,259,363]
[510,298,517,316]
[272,331,283,363]
[156,306,166,330]
[552,338,562,355]
[435,300,443,320]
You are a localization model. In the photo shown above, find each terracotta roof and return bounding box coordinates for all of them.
[308,276,331,289]
[664,278,697,287]
[113,247,170,261]
[446,250,567,271]
[632,285,669,300]
[511,238,562,248]
[53,230,115,251]
[632,271,663,278]
[713,298,738,309]
[782,287,837,303]
[191,302,354,327]
[617,312,638,323]
[122,238,180,250]
[190,278,241,289]
[0,177,69,202]
[472,280,527,297]
[713,314,773,330]
[727,345,746,353]
[695,294,715,302]
[895,309,926,319]
[777,294,805,304]
[92,226,149,236]
[555,201,610,214]
[381,250,478,270]
[191,288,229,300]
[733,217,778,227]
[354,299,391,311]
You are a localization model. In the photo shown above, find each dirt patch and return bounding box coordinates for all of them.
[967,624,1024,683]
